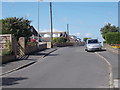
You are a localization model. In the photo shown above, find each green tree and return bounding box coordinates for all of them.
[0,17,32,40]
[100,23,119,39]
[83,38,91,42]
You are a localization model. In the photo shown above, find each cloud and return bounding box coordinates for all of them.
[85,33,93,37]
[25,13,30,18]
[75,32,81,37]
[39,28,63,32]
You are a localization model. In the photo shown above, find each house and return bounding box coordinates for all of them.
[39,32,69,42]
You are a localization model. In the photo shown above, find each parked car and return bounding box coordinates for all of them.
[85,39,102,51]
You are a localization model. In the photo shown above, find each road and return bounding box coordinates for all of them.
[2,46,110,88]
[96,50,119,87]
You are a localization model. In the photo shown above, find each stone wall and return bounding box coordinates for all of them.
[19,37,47,55]
[0,36,47,63]
[53,42,85,47]
[0,34,17,64]
[1,55,16,64]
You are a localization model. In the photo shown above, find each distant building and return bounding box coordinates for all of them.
[69,35,81,42]
[29,26,41,42]
[30,26,38,36]
[39,32,68,42]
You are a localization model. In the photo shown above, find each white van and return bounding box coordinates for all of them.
[85,39,102,51]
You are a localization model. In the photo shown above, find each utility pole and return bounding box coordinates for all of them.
[67,24,69,35]
[50,2,53,45]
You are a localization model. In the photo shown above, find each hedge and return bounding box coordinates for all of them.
[105,32,120,44]
[52,37,67,43]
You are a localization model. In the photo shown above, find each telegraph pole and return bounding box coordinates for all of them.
[50,2,53,45]
[67,24,69,35]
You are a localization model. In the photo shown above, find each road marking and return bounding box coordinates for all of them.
[114,79,119,88]
[95,52,114,88]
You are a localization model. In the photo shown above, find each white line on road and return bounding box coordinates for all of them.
[95,52,114,88]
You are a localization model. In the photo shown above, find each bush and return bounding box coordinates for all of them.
[105,32,120,44]
[103,41,106,43]
[0,49,13,56]
[83,38,91,42]
[26,41,38,47]
[52,37,67,43]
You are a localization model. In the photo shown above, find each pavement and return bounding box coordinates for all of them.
[0,48,57,76]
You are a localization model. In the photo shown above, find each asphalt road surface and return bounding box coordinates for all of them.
[2,46,110,88]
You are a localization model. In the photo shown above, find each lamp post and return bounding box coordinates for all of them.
[38,0,40,42]
[37,0,43,43]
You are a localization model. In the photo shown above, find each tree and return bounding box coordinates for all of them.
[100,23,119,39]
[83,38,91,42]
[0,17,32,40]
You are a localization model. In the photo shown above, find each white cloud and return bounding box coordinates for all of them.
[76,32,81,37]
[25,13,30,18]
[39,28,64,32]
[85,33,93,37]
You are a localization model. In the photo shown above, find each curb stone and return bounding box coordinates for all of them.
[95,52,114,88]
[1,48,57,76]
[0,61,36,76]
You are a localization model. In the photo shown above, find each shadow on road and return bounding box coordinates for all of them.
[95,49,107,52]
[1,77,28,86]
[87,49,107,53]
[47,54,59,56]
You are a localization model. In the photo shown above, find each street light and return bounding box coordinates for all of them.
[38,0,40,42]
[37,0,43,44]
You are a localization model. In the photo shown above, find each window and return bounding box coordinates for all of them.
[88,39,98,44]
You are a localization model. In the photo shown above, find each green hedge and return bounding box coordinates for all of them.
[52,37,67,43]
[105,32,120,44]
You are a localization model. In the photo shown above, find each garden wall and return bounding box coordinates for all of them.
[25,44,47,55]
[53,42,85,47]
[1,55,16,64]
[0,34,17,64]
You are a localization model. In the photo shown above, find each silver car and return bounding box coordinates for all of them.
[85,39,102,51]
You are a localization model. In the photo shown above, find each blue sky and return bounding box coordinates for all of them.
[2,2,118,41]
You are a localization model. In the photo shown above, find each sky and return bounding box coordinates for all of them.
[1,1,118,42]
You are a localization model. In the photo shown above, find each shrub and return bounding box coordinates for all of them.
[52,37,67,43]
[105,32,120,44]
[0,49,13,56]
[83,38,91,42]
[26,41,38,47]
[103,41,106,43]
[0,40,13,56]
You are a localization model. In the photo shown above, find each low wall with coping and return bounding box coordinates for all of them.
[103,43,120,54]
[53,42,85,47]
[1,54,16,64]
[53,42,74,47]
[25,44,47,55]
